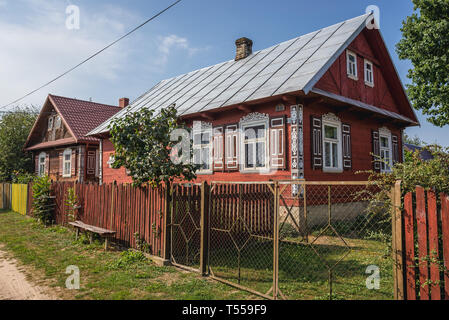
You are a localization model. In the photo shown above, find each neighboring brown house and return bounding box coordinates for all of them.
[24,94,126,182]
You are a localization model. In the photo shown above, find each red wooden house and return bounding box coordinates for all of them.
[24,95,125,182]
[88,13,418,184]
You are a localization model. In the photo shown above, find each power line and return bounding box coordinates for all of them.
[1,0,183,109]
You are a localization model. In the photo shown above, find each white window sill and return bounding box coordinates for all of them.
[196,171,213,175]
[62,174,71,178]
[323,167,344,173]
[347,74,358,81]
[240,168,269,174]
[365,81,374,87]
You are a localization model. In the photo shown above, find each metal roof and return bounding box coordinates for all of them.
[89,13,374,136]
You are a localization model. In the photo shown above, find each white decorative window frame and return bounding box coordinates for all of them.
[38,152,46,177]
[346,50,358,80]
[364,59,374,87]
[322,113,343,173]
[192,121,213,175]
[225,125,239,170]
[62,148,72,178]
[379,127,393,173]
[213,127,224,170]
[239,113,269,173]
[270,118,285,168]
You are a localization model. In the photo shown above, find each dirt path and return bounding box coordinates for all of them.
[0,248,55,300]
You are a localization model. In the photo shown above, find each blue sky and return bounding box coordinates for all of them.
[0,0,446,146]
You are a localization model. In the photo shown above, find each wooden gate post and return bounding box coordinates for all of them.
[162,183,172,262]
[391,180,405,300]
[200,181,210,276]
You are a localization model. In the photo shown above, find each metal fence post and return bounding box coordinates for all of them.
[200,181,210,276]
[391,180,404,300]
[273,181,279,299]
[162,183,172,262]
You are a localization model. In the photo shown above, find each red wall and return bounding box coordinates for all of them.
[101,100,403,184]
[315,31,401,114]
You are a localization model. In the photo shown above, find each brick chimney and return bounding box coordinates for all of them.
[235,37,253,61]
[119,97,129,108]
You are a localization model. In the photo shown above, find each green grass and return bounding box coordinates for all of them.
[0,211,253,300]
[209,233,394,300]
[0,210,393,300]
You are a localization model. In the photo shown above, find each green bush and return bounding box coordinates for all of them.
[65,187,79,222]
[107,250,147,270]
[32,175,53,226]
[11,171,35,184]
[361,145,449,232]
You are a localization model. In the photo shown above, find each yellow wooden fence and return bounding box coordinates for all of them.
[11,184,28,215]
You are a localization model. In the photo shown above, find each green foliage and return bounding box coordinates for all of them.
[107,249,147,270]
[0,107,38,182]
[65,187,79,222]
[32,175,53,225]
[109,105,199,187]
[360,146,449,231]
[403,133,426,147]
[396,0,449,127]
[134,232,151,253]
[11,171,35,184]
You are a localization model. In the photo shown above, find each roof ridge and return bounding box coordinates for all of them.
[49,94,119,109]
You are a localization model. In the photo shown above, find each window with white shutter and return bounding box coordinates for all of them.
[213,127,224,171]
[225,125,239,171]
[270,117,286,169]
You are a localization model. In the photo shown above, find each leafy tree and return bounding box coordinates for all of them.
[32,175,53,226]
[109,105,198,187]
[403,133,426,146]
[396,0,449,127]
[0,107,38,181]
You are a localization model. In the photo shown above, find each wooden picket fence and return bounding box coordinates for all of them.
[400,186,449,300]
[0,183,11,210]
[26,182,169,259]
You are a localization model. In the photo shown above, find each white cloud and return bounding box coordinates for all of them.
[0,1,203,109]
[156,34,201,66]
[0,0,137,108]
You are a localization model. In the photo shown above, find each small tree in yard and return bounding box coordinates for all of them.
[109,105,198,187]
[32,175,53,226]
[65,187,79,222]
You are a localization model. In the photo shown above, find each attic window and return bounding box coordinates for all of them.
[346,50,358,80]
[48,117,54,131]
[364,60,374,87]
[55,116,61,129]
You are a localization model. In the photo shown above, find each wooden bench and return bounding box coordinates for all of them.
[69,221,116,251]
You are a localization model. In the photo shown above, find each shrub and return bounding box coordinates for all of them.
[65,187,79,222]
[11,171,35,184]
[360,146,449,232]
[32,175,53,225]
[107,250,147,270]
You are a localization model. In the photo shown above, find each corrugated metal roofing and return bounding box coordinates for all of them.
[89,13,374,135]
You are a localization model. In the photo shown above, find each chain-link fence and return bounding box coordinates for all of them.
[170,183,202,271]
[277,181,392,300]
[170,181,394,300]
